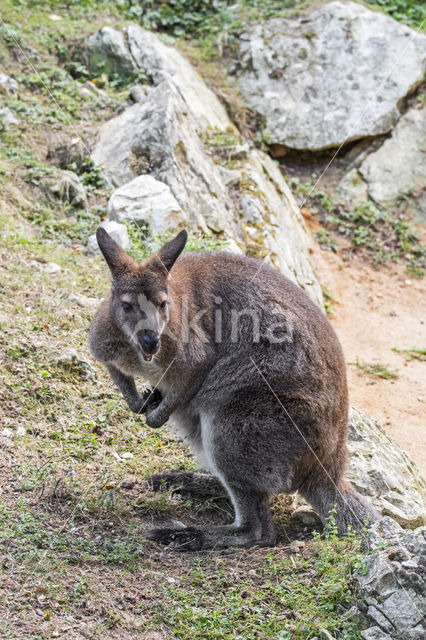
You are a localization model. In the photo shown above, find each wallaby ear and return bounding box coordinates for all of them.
[155,230,188,273]
[96,227,136,277]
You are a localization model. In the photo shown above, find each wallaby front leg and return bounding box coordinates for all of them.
[145,388,181,429]
[106,364,158,415]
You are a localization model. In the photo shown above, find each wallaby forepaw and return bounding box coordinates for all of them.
[145,526,204,551]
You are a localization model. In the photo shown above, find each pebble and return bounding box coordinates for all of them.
[290,540,305,552]
[16,426,26,436]
[1,428,12,438]
[44,262,62,274]
[121,452,134,459]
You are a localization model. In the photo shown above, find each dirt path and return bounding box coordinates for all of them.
[311,244,426,477]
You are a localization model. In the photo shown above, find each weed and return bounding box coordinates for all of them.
[316,229,338,252]
[350,358,399,379]
[392,346,426,362]
[321,286,337,316]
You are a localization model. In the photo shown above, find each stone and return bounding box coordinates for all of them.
[87,24,231,132]
[108,175,185,233]
[44,263,61,274]
[87,220,130,255]
[0,73,18,93]
[57,349,97,381]
[47,170,87,207]
[361,627,392,640]
[355,521,426,639]
[291,505,322,527]
[346,407,425,529]
[232,1,426,151]
[0,107,20,126]
[336,168,368,209]
[16,426,26,437]
[359,106,426,209]
[1,428,12,438]
[91,28,323,306]
[86,27,136,79]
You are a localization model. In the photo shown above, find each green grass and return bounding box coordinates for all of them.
[392,346,426,362]
[350,358,399,379]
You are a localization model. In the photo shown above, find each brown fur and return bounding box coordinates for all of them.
[89,228,378,550]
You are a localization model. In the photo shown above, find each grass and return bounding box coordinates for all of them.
[392,346,426,362]
[349,358,399,380]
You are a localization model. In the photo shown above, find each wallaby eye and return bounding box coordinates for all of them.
[121,301,132,312]
[159,300,168,311]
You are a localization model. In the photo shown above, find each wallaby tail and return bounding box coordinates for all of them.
[299,477,379,535]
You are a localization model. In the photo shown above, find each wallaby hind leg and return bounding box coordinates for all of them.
[146,471,226,498]
[145,486,275,551]
[299,475,379,535]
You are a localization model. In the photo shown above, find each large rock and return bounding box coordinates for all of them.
[359,106,426,211]
[355,517,426,639]
[108,175,185,233]
[231,1,426,151]
[91,27,323,306]
[347,407,426,529]
[87,25,231,133]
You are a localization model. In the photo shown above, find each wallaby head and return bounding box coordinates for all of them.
[96,227,187,362]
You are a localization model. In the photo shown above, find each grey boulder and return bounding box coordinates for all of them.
[232,1,426,151]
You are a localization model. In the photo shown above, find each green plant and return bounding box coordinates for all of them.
[350,358,399,379]
[392,346,426,362]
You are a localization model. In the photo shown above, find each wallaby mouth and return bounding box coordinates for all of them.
[138,330,160,363]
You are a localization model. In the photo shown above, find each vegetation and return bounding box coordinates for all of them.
[290,177,426,276]
[350,358,399,380]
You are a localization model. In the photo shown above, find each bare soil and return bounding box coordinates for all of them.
[310,239,426,477]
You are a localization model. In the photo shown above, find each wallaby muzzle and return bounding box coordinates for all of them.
[138,329,160,361]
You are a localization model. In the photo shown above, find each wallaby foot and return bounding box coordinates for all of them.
[145,522,276,551]
[145,489,276,551]
[146,471,226,498]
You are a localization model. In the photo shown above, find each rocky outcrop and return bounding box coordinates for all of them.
[90,26,323,306]
[347,407,425,529]
[355,517,426,639]
[231,1,426,151]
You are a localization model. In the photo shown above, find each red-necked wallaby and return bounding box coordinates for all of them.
[89,228,377,550]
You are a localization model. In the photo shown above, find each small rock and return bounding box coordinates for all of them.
[0,73,18,93]
[0,107,20,126]
[129,84,149,103]
[121,452,134,459]
[57,350,97,381]
[44,262,62,274]
[292,505,322,527]
[87,219,130,255]
[47,170,87,207]
[67,293,99,309]
[16,426,26,437]
[361,627,392,640]
[1,428,12,438]
[289,540,305,552]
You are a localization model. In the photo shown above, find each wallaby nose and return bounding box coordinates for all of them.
[141,330,160,355]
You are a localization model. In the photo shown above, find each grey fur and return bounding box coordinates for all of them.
[90,229,378,549]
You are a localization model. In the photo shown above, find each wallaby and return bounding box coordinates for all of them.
[89,228,378,550]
